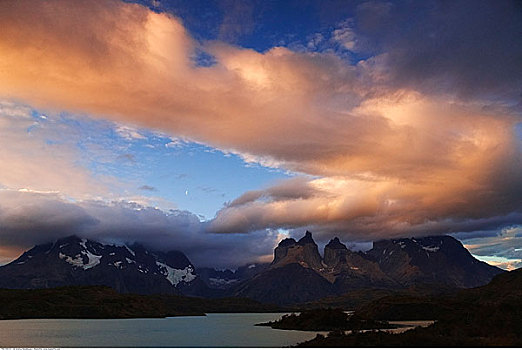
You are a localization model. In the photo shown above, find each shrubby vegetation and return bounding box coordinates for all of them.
[256,308,394,331]
[0,285,282,319]
[298,268,522,347]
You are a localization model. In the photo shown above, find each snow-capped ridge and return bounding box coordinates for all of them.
[8,235,200,293]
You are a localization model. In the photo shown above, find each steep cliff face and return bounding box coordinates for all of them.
[323,237,399,289]
[235,231,396,304]
[323,237,348,267]
[234,231,331,304]
[273,238,298,265]
[271,231,324,270]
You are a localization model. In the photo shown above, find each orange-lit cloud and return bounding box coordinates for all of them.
[0,0,521,244]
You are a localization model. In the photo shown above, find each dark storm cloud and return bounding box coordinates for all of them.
[227,177,322,207]
[355,0,522,102]
[0,190,278,268]
[0,192,99,246]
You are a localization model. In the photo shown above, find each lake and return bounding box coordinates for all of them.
[0,313,323,347]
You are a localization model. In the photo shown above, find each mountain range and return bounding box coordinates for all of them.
[0,235,207,295]
[0,231,502,305]
[232,231,502,304]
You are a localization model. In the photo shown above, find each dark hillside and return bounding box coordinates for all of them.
[0,285,283,320]
[298,268,522,347]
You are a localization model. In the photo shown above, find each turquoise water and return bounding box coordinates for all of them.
[0,313,321,347]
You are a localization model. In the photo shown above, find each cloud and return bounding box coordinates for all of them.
[458,226,522,270]
[331,19,357,50]
[209,93,522,240]
[165,138,185,148]
[0,190,279,268]
[138,185,157,191]
[1,0,519,177]
[115,125,147,140]
[0,100,111,199]
[0,99,177,212]
[210,174,522,240]
[354,0,522,102]
[0,0,520,254]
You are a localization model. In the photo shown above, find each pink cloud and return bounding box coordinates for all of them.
[0,0,520,242]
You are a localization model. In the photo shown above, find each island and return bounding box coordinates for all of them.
[256,308,395,332]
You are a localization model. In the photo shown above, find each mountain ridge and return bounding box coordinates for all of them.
[233,231,503,304]
[0,232,503,305]
[0,235,203,295]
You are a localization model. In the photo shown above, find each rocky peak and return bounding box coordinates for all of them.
[325,237,347,250]
[324,237,348,267]
[278,238,297,247]
[297,231,316,245]
[272,231,323,270]
[273,239,296,265]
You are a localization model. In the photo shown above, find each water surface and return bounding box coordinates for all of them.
[0,313,321,347]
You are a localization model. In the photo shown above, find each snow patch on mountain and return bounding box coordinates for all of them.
[59,252,84,268]
[125,245,136,256]
[59,249,101,270]
[422,246,441,252]
[83,251,102,269]
[79,238,88,250]
[208,277,240,286]
[156,261,196,286]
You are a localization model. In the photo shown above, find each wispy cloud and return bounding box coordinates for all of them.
[115,125,147,141]
[0,100,111,199]
[461,226,522,270]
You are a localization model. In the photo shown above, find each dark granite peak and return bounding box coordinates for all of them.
[325,237,347,250]
[278,238,297,247]
[297,231,316,246]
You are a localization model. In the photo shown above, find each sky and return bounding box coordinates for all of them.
[0,0,521,269]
